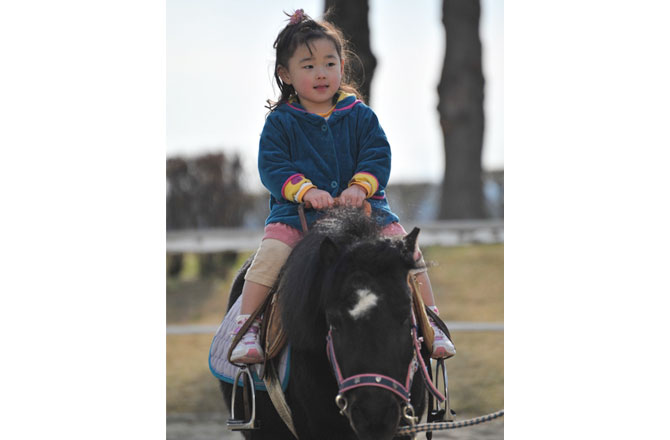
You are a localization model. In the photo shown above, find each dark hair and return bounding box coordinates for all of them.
[266,10,363,112]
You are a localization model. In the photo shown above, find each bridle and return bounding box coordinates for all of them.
[325,310,446,425]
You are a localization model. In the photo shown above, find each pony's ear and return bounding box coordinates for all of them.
[403,227,420,257]
[320,237,340,266]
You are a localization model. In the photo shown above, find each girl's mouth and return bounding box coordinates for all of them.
[314,85,329,91]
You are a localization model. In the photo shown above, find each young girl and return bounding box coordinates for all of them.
[231,9,455,363]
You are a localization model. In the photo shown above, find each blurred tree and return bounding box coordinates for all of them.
[166,152,250,278]
[437,0,485,219]
[166,157,193,230]
[166,152,248,230]
[324,0,376,104]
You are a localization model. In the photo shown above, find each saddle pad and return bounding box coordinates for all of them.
[208,295,290,391]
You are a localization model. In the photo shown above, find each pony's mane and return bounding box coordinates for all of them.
[309,206,382,243]
[277,207,417,350]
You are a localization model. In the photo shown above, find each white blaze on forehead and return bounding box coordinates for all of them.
[349,288,379,319]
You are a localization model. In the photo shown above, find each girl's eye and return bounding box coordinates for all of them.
[328,62,336,67]
[303,65,313,69]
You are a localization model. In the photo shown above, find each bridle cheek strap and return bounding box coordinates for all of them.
[411,325,446,402]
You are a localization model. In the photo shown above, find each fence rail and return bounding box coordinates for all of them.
[166,321,503,335]
[166,219,503,253]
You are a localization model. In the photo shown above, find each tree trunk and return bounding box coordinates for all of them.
[437,0,485,219]
[324,0,376,104]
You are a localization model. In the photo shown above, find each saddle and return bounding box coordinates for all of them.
[230,273,453,368]
[260,289,286,362]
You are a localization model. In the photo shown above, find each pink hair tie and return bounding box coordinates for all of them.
[289,9,304,25]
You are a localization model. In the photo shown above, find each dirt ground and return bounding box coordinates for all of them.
[166,412,503,440]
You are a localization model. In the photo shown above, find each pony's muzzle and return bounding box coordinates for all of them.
[345,390,403,440]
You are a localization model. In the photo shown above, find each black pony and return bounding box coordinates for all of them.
[220,207,429,440]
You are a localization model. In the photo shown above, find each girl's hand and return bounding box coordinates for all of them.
[303,188,334,210]
[339,185,367,207]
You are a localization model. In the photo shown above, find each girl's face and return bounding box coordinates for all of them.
[278,38,344,114]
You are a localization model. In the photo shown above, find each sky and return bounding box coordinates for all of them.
[167,0,503,191]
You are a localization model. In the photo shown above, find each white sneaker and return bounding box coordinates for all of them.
[431,323,456,358]
[230,315,264,364]
[427,306,456,358]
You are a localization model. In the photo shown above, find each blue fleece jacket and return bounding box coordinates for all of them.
[258,92,400,231]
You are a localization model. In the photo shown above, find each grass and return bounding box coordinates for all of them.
[166,252,253,325]
[422,244,504,323]
[166,333,229,414]
[166,243,503,416]
[445,332,504,415]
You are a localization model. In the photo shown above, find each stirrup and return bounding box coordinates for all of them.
[227,366,260,431]
[429,358,455,422]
